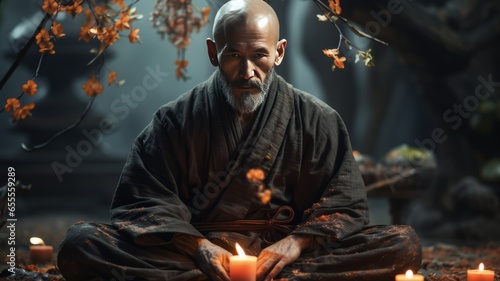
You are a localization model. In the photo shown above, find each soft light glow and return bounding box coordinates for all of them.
[257,17,269,28]
[479,263,484,271]
[235,243,246,257]
[405,270,414,278]
[30,237,45,246]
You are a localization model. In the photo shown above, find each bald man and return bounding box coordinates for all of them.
[57,1,422,280]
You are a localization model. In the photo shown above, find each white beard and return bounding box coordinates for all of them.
[216,69,273,114]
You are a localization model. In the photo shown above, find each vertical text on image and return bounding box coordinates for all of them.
[6,167,18,273]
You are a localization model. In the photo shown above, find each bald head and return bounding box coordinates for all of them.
[212,0,280,44]
[206,0,287,112]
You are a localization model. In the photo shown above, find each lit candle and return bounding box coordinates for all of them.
[395,270,424,281]
[29,237,53,264]
[230,243,257,281]
[468,263,494,281]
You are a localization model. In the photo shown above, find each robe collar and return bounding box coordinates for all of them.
[204,69,294,221]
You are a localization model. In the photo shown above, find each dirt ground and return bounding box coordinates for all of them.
[421,243,500,281]
[1,243,499,280]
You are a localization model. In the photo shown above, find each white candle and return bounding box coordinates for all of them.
[230,243,257,281]
[468,263,494,281]
[29,237,53,264]
[395,270,424,281]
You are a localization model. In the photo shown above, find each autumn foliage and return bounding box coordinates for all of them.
[151,0,211,80]
[317,0,379,70]
[2,0,380,125]
[2,0,142,122]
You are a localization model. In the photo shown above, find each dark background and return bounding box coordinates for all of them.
[0,0,499,255]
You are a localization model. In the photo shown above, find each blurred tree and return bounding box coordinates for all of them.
[341,0,500,187]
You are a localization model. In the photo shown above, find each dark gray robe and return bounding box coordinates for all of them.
[57,71,422,281]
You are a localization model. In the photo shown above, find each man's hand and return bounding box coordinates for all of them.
[256,235,312,281]
[195,238,233,281]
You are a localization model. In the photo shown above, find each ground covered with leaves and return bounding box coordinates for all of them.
[421,243,500,281]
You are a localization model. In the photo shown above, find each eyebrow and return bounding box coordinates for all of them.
[223,46,270,54]
[254,47,270,54]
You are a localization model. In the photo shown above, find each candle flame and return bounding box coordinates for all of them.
[235,243,246,257]
[405,270,414,278]
[479,263,484,271]
[30,237,45,246]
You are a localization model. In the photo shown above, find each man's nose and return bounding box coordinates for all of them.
[240,59,255,80]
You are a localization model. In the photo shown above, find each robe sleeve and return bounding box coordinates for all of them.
[291,105,369,242]
[110,108,204,245]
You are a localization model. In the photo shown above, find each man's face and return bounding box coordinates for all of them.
[211,19,285,113]
[216,68,273,114]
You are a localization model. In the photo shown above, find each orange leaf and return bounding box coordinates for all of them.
[115,14,131,31]
[112,0,126,9]
[82,76,104,97]
[79,26,93,42]
[334,56,346,69]
[36,29,50,45]
[38,42,56,54]
[51,21,66,38]
[22,80,38,96]
[108,71,117,86]
[202,7,211,23]
[42,0,59,15]
[97,26,120,47]
[174,60,189,80]
[4,98,20,112]
[93,5,108,16]
[128,28,140,43]
[323,48,346,70]
[65,1,83,18]
[36,29,56,54]
[328,0,342,15]
[12,103,35,121]
[175,60,189,69]
[246,168,265,183]
[322,48,339,58]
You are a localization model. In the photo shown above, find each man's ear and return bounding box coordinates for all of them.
[206,38,219,66]
[274,39,287,66]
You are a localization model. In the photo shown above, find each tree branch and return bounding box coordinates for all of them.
[0,12,51,94]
